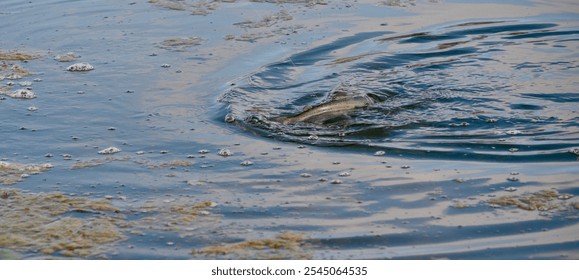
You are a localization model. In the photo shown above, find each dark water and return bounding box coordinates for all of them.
[1,0,578,260]
[221,18,579,161]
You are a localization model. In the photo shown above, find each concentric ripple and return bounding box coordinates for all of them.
[220,18,579,161]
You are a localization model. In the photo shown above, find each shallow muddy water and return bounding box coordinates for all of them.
[1,0,578,259]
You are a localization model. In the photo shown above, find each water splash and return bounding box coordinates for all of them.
[221,19,579,161]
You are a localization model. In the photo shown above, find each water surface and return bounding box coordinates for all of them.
[1,0,578,259]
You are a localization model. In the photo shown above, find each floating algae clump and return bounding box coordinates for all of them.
[71,156,130,169]
[193,232,311,259]
[159,37,203,50]
[487,189,577,211]
[0,189,124,257]
[0,61,34,80]
[0,50,41,61]
[134,199,217,231]
[0,161,53,185]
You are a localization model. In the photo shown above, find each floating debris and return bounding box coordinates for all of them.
[217,148,233,157]
[300,173,312,178]
[506,129,523,135]
[505,187,518,192]
[198,149,210,154]
[161,64,171,68]
[330,179,342,184]
[374,151,386,156]
[66,63,94,72]
[98,146,121,155]
[54,52,79,62]
[509,148,519,153]
[569,148,579,156]
[193,232,310,259]
[401,165,411,169]
[507,176,519,182]
[0,161,53,185]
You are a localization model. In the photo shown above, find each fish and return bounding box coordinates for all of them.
[275,94,375,125]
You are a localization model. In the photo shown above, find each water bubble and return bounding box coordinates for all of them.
[18,81,32,87]
[66,62,94,71]
[240,160,253,166]
[54,52,79,62]
[218,148,233,157]
[224,114,235,123]
[27,106,38,111]
[307,135,319,140]
[449,122,469,127]
[8,89,35,99]
[507,177,519,182]
[98,146,121,155]
[338,171,350,177]
[506,129,522,135]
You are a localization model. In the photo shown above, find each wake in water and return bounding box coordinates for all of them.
[220,18,579,161]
